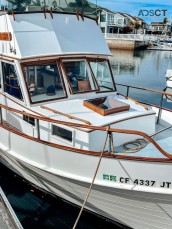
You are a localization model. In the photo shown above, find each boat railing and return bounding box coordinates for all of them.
[115,82,172,123]
[0,89,172,159]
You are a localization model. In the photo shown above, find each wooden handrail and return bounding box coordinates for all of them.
[125,96,149,110]
[1,103,172,159]
[40,105,91,125]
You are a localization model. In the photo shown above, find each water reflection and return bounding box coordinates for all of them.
[110,49,172,108]
[110,50,141,76]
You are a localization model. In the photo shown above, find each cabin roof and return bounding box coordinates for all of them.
[0,12,111,59]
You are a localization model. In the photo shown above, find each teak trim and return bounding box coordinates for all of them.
[1,121,172,162]
[41,105,91,125]
[20,60,68,104]
[0,32,12,41]
[0,103,172,160]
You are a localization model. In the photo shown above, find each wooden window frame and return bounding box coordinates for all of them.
[60,57,116,95]
[87,57,116,93]
[21,59,68,104]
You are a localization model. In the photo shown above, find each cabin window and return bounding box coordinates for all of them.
[89,60,115,92]
[52,125,72,142]
[0,71,1,88]
[2,62,23,100]
[63,60,98,93]
[23,114,35,126]
[23,62,66,103]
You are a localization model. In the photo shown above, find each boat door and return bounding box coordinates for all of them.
[0,60,35,137]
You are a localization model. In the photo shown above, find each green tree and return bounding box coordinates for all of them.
[69,0,89,8]
[163,17,168,25]
[134,21,142,33]
[126,20,142,33]
[32,0,41,6]
[162,17,169,34]
[8,0,31,11]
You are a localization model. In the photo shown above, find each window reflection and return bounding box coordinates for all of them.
[23,62,66,103]
[63,60,98,93]
[89,60,115,91]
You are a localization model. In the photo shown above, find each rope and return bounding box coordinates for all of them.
[72,126,110,229]
[122,138,148,153]
[114,138,148,154]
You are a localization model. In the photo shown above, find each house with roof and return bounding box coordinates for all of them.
[99,8,146,34]
[148,22,172,35]
[99,8,129,34]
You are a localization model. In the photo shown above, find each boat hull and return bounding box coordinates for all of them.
[1,145,172,229]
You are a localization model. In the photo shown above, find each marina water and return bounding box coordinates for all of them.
[111,49,172,109]
[0,49,172,229]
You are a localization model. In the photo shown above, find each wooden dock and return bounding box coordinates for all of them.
[0,187,23,229]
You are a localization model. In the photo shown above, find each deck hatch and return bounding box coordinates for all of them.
[84,97,130,116]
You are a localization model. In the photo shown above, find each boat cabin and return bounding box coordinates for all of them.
[0,10,156,152]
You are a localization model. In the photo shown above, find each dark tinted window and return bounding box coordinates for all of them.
[23,114,35,126]
[52,125,72,142]
[2,62,23,100]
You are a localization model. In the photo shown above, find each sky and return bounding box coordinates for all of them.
[90,0,172,23]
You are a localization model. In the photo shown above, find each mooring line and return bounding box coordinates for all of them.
[72,126,110,229]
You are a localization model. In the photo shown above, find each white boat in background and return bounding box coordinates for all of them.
[1,2,172,229]
[147,41,172,51]
[165,69,172,102]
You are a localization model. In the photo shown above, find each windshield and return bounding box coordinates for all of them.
[23,62,66,103]
[89,60,115,92]
[63,60,98,93]
[4,0,100,19]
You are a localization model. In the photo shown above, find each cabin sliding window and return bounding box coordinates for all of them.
[23,62,66,103]
[0,69,1,88]
[2,62,23,100]
[63,60,98,93]
[89,60,115,92]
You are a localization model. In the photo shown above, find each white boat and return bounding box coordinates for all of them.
[147,41,172,51]
[1,2,172,229]
[165,69,172,102]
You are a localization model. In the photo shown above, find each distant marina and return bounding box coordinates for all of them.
[110,49,172,108]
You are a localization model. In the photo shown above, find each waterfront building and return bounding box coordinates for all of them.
[99,8,146,34]
[148,22,172,35]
